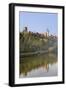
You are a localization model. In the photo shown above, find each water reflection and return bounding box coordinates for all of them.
[20,53,58,78]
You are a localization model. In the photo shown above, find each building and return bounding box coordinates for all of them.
[23,27,28,32]
[43,32,49,37]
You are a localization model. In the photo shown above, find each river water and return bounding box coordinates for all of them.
[20,53,58,78]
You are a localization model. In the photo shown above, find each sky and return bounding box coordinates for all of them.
[19,11,58,35]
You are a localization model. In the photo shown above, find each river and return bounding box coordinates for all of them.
[20,53,58,78]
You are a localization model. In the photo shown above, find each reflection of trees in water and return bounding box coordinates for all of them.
[20,53,57,76]
[43,63,49,72]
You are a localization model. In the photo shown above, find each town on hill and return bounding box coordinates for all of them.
[20,27,57,57]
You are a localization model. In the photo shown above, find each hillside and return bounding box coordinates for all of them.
[20,29,57,55]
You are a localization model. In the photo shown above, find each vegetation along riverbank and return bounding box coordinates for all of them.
[20,27,58,57]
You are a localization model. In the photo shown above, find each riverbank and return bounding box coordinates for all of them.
[20,44,57,57]
[20,50,49,57]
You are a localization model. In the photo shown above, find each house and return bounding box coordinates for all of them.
[43,32,49,37]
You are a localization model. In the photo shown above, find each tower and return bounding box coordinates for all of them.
[47,28,49,37]
[23,26,28,32]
